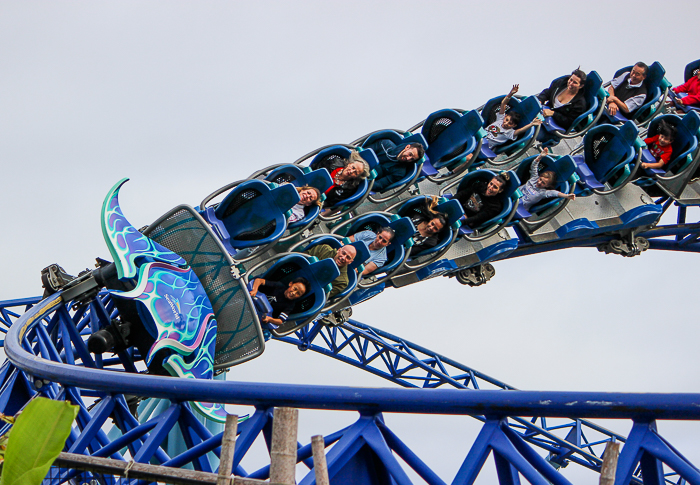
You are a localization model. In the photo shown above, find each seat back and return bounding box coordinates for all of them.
[309,146,379,208]
[339,214,416,275]
[260,254,340,324]
[266,165,333,193]
[397,196,464,257]
[611,62,666,121]
[301,237,370,301]
[491,96,541,155]
[363,129,404,148]
[584,71,604,106]
[682,110,700,138]
[264,165,332,227]
[684,59,700,83]
[573,70,604,130]
[480,95,518,126]
[454,170,520,230]
[515,155,575,214]
[422,109,483,170]
[211,180,299,249]
[362,131,427,192]
[511,96,541,128]
[646,112,700,173]
[583,121,639,182]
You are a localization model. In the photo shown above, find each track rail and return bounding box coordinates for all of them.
[1,264,699,485]
[3,80,700,484]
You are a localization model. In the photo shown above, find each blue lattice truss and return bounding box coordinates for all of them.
[3,207,700,485]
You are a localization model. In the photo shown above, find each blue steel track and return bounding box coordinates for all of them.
[2,207,700,485]
[2,72,700,484]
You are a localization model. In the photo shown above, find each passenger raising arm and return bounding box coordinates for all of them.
[518,148,575,211]
[501,85,543,139]
[467,84,541,162]
[407,196,447,253]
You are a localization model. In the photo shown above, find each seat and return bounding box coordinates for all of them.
[444,170,521,237]
[264,164,333,230]
[298,237,371,305]
[396,196,464,260]
[514,154,577,219]
[539,71,606,146]
[604,62,670,125]
[334,213,416,280]
[572,121,642,195]
[308,146,379,212]
[200,180,300,254]
[477,96,542,164]
[362,131,427,198]
[670,59,700,114]
[635,112,700,193]
[252,254,340,336]
[419,109,484,180]
[684,59,700,84]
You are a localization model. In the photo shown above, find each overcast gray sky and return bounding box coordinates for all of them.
[2,1,699,483]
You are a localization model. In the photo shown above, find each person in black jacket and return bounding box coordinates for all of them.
[364,139,424,192]
[537,68,588,131]
[249,277,309,329]
[453,172,510,229]
[406,196,447,254]
[315,151,370,209]
[606,62,648,117]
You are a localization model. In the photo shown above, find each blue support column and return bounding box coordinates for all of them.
[453,419,500,485]
[302,415,372,484]
[615,421,700,485]
[639,450,665,485]
[133,402,180,463]
[94,419,157,458]
[68,395,116,454]
[68,388,122,460]
[56,305,96,368]
[453,418,572,485]
[378,420,447,485]
[234,408,271,477]
[501,422,571,485]
[177,408,212,473]
[361,421,413,485]
[494,452,521,485]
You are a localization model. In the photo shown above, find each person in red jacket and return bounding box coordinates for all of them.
[642,121,676,170]
[672,68,700,108]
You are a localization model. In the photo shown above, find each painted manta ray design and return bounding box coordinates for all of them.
[101,178,187,280]
[102,179,226,423]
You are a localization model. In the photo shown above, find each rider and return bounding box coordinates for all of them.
[349,227,395,275]
[249,276,310,329]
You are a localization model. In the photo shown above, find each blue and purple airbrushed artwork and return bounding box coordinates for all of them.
[101,179,226,423]
[101,178,187,280]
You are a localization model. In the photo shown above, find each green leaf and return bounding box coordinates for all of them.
[0,398,78,485]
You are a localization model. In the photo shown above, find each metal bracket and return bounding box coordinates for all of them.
[452,263,496,286]
[321,307,353,327]
[597,233,650,257]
